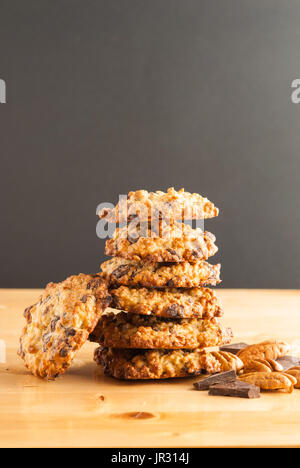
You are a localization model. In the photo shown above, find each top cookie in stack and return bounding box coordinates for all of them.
[92,188,239,380]
[99,187,219,223]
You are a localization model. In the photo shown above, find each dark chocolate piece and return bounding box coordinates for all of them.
[208,380,260,399]
[276,355,300,371]
[219,342,248,355]
[193,370,236,391]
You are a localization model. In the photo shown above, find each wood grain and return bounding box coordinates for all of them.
[0,288,300,448]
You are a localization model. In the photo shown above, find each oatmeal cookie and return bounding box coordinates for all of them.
[90,312,232,349]
[105,222,218,263]
[110,286,222,319]
[101,257,221,288]
[99,187,219,223]
[18,273,111,379]
[94,347,243,379]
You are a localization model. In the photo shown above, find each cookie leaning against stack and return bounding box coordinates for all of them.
[93,187,238,380]
[18,273,111,379]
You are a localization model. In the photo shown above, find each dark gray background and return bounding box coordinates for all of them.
[1,0,300,288]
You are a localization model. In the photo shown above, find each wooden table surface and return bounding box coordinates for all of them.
[0,288,300,448]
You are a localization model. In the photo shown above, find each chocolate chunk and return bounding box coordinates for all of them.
[166,248,179,259]
[59,349,68,358]
[24,305,33,318]
[111,296,120,308]
[191,249,201,259]
[42,333,52,344]
[101,295,112,308]
[42,305,50,316]
[87,278,101,290]
[194,370,237,391]
[99,335,105,344]
[24,305,33,322]
[165,303,184,317]
[92,279,102,289]
[276,355,300,371]
[50,316,60,332]
[81,295,88,303]
[182,363,200,375]
[209,380,260,399]
[182,363,190,374]
[112,265,131,279]
[219,342,248,355]
[89,332,97,343]
[65,327,76,337]
[166,279,175,288]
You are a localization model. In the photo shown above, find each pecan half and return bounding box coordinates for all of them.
[285,367,300,388]
[243,358,283,374]
[237,340,290,365]
[211,351,244,374]
[239,372,297,393]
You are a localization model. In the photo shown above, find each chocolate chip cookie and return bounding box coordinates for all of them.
[94,347,243,379]
[89,312,233,349]
[99,187,219,223]
[105,222,218,263]
[18,273,111,379]
[101,257,221,288]
[110,285,222,319]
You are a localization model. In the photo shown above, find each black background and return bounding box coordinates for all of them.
[1,0,300,288]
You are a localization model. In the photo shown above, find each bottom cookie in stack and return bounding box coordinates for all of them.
[90,311,242,380]
[94,346,244,380]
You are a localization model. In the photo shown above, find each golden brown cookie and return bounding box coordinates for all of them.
[99,187,219,223]
[110,286,222,319]
[94,347,243,379]
[89,312,233,349]
[18,273,111,379]
[101,257,221,288]
[105,222,218,263]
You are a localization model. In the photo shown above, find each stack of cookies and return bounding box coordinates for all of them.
[91,188,243,379]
